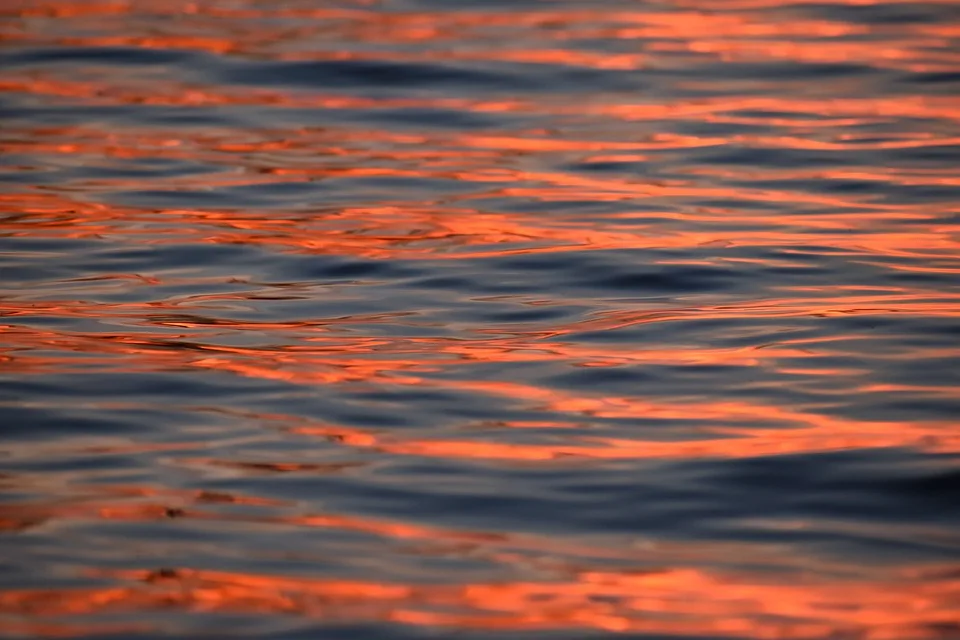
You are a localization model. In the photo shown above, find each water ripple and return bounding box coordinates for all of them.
[1,1,959,638]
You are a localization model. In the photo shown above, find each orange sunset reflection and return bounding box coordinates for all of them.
[0,564,956,639]
[2,0,959,638]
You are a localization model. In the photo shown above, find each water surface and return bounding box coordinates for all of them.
[1,1,959,638]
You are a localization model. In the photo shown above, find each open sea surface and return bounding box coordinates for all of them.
[1,1,959,638]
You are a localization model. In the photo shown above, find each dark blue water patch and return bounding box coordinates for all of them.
[545,364,655,390]
[220,180,338,200]
[875,355,959,387]
[0,102,256,129]
[582,265,745,295]
[437,473,722,538]
[755,262,843,281]
[683,449,960,524]
[215,57,651,97]
[1,258,109,287]
[266,469,634,537]
[278,254,426,282]
[332,174,489,196]
[544,361,795,396]
[760,253,950,289]
[540,368,847,417]
[403,251,752,298]
[815,312,960,343]
[795,464,960,526]
[724,249,878,280]
[216,58,535,93]
[401,274,477,291]
[483,248,667,272]
[244,388,492,432]
[703,517,960,566]
[892,143,960,166]
[688,145,868,169]
[102,186,290,210]
[0,371,288,408]
[0,167,61,187]
[906,71,960,87]
[668,119,790,138]
[275,105,518,131]
[794,1,960,24]
[329,389,543,428]
[570,160,649,174]
[340,382,546,420]
[885,268,960,288]
[0,46,199,69]
[0,404,149,440]
[724,108,858,123]
[733,176,960,204]
[467,304,573,324]
[318,406,426,430]
[64,157,228,181]
[106,179,484,212]
[316,387,474,415]
[1,447,149,476]
[0,236,107,256]
[133,107,250,128]
[0,92,24,113]
[695,60,884,82]
[73,241,267,274]
[402,275,535,296]
[363,106,514,129]
[844,394,960,422]
[0,152,52,171]
[861,465,960,509]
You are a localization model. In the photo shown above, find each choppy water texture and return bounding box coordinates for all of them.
[2,1,960,638]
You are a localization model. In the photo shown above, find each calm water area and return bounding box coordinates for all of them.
[1,1,959,638]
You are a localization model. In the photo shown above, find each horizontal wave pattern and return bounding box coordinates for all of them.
[1,1,958,639]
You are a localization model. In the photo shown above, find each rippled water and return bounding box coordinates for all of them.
[2,1,959,638]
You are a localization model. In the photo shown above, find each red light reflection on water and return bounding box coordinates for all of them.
[2,0,959,637]
[0,565,956,639]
